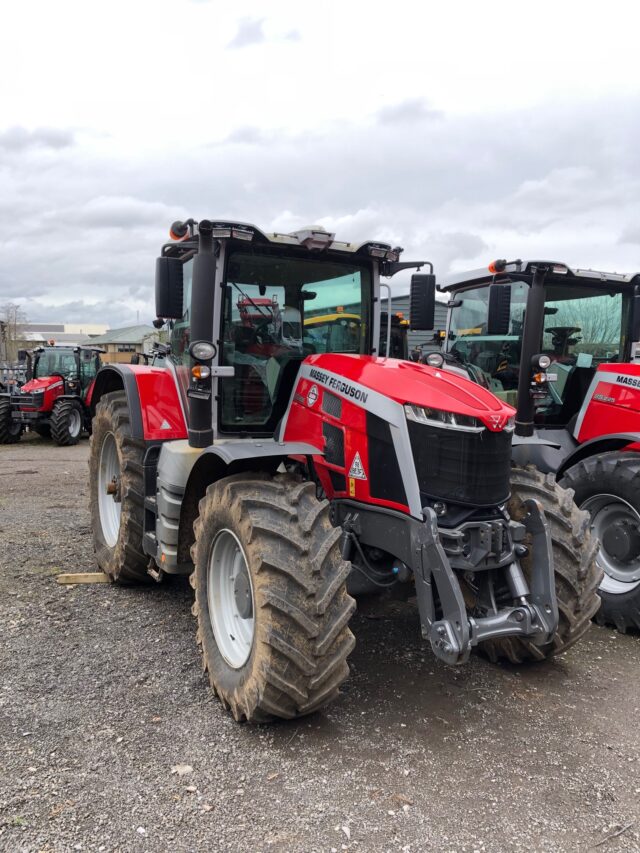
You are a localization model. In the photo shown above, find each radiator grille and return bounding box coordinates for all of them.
[407,421,511,507]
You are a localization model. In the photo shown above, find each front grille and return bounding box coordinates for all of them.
[322,422,344,467]
[407,420,511,507]
[11,391,44,408]
[322,391,342,419]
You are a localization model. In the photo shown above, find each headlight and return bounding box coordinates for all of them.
[189,340,217,361]
[404,404,485,433]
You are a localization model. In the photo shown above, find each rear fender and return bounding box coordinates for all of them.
[91,364,187,441]
[557,432,640,479]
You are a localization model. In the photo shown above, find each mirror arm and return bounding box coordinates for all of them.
[383,260,432,277]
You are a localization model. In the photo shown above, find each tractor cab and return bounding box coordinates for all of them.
[439,261,638,433]
[27,345,102,398]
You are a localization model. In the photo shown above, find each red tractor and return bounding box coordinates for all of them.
[88,222,600,722]
[0,345,103,445]
[438,259,640,632]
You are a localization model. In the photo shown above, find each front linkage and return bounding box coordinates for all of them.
[334,498,558,665]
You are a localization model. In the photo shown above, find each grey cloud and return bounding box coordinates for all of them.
[227,18,266,49]
[3,96,640,327]
[375,99,443,125]
[224,126,269,145]
[0,126,75,151]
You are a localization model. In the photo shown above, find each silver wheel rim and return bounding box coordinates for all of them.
[581,493,640,594]
[98,432,122,548]
[207,529,255,669]
[68,408,82,437]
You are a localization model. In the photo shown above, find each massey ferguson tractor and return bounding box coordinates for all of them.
[438,259,640,632]
[88,222,600,723]
[0,344,103,445]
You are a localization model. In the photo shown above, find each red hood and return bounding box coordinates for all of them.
[20,376,65,393]
[306,354,515,431]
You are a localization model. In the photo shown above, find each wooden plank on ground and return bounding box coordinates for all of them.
[56,572,111,585]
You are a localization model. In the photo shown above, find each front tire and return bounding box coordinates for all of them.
[89,391,149,583]
[0,398,21,444]
[561,451,640,632]
[191,473,356,722]
[480,466,602,663]
[51,398,83,446]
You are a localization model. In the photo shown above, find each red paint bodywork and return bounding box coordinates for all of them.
[576,363,640,450]
[282,354,515,513]
[129,365,188,440]
[18,376,65,411]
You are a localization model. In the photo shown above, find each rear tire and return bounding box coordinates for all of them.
[560,451,640,632]
[480,466,602,664]
[89,391,149,583]
[191,473,356,722]
[0,398,21,444]
[51,398,83,446]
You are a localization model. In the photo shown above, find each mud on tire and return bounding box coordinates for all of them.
[191,473,356,722]
[480,465,602,664]
[0,397,21,444]
[89,390,149,583]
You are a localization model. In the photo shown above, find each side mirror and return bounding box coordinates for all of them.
[487,284,511,335]
[17,349,27,361]
[155,257,184,320]
[409,273,436,331]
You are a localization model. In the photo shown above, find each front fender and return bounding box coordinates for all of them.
[557,432,640,479]
[91,364,187,441]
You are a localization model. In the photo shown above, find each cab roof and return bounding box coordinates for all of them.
[439,259,640,292]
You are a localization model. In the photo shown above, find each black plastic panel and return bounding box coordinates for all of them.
[366,412,407,506]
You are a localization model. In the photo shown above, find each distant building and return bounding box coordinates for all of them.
[83,325,159,364]
[18,322,110,347]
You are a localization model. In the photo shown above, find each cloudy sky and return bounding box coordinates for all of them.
[1,0,639,327]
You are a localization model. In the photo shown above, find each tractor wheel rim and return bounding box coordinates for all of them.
[207,529,255,669]
[98,432,122,548]
[581,493,640,593]
[68,408,82,437]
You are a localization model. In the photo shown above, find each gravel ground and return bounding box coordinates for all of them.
[1,436,640,853]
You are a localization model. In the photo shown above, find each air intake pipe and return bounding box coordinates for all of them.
[188,220,215,448]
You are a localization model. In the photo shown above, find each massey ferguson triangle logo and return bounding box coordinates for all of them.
[488,414,504,430]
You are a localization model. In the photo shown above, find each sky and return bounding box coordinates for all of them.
[1,0,640,327]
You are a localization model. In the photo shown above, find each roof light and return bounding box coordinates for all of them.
[551,264,568,275]
[207,223,255,241]
[488,259,507,274]
[169,220,190,241]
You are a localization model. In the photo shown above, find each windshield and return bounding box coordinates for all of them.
[220,251,372,432]
[446,281,630,424]
[34,349,78,379]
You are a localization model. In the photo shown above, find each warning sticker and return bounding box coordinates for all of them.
[348,452,367,480]
[307,384,319,407]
